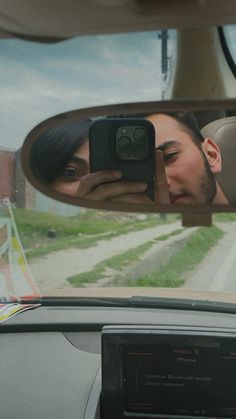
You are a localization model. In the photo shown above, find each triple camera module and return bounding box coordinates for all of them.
[115,125,149,160]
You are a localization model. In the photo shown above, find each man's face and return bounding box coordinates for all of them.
[147,113,217,204]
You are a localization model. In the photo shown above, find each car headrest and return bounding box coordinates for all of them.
[201,116,236,205]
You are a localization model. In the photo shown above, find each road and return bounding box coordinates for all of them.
[183,222,236,292]
[29,220,236,294]
[30,221,182,290]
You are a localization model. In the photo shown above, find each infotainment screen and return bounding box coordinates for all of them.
[101,327,236,419]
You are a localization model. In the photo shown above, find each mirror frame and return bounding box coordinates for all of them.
[21,99,236,226]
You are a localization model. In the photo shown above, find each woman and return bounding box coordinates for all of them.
[30,118,168,203]
[30,118,91,187]
[30,119,155,202]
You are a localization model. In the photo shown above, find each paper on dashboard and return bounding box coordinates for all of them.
[0,199,41,323]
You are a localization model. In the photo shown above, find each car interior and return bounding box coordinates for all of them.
[1,1,236,419]
[201,116,236,206]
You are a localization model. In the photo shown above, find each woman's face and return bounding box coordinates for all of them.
[51,140,90,196]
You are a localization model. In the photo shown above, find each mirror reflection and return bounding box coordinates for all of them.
[24,110,236,209]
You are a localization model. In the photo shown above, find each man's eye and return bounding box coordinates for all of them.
[163,152,178,163]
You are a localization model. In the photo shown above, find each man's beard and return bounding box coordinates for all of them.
[200,153,217,204]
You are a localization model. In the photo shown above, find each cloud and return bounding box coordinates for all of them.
[0,31,175,150]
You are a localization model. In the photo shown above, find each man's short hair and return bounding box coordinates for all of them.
[164,111,205,148]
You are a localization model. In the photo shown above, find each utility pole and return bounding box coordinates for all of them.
[158,30,169,99]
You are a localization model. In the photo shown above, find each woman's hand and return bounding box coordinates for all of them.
[52,151,170,205]
[104,151,170,205]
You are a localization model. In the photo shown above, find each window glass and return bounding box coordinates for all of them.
[222,24,236,72]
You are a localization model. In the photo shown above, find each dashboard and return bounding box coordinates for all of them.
[1,305,236,419]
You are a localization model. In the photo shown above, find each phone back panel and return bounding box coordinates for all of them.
[89,118,155,200]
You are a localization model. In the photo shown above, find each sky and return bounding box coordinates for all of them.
[0,30,176,150]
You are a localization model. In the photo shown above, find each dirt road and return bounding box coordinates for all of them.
[30,221,182,290]
[183,222,236,292]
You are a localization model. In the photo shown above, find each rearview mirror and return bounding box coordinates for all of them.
[21,101,236,223]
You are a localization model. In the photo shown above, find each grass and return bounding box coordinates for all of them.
[128,225,224,288]
[68,241,156,286]
[152,229,183,242]
[67,228,184,286]
[25,233,110,258]
[213,213,236,222]
[14,208,125,236]
[13,208,179,259]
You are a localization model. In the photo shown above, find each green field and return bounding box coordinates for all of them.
[14,208,179,259]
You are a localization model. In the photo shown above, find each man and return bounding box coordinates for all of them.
[146,112,228,205]
[76,111,228,205]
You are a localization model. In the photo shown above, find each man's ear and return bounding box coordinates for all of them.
[202,138,222,174]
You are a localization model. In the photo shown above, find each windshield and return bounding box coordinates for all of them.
[0,30,176,150]
[1,29,236,306]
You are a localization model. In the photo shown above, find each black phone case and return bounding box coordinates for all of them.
[89,118,155,201]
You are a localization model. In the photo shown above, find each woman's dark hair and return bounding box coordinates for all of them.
[30,118,92,183]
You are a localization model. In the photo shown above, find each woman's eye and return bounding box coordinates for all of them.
[63,167,79,178]
[163,152,178,163]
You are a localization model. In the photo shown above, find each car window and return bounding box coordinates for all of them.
[222,24,236,74]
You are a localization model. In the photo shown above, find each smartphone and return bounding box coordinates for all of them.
[89,118,155,201]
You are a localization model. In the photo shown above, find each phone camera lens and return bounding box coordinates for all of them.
[117,136,132,156]
[133,144,147,159]
[133,127,147,143]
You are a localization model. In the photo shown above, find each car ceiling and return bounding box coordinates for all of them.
[0,0,236,42]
